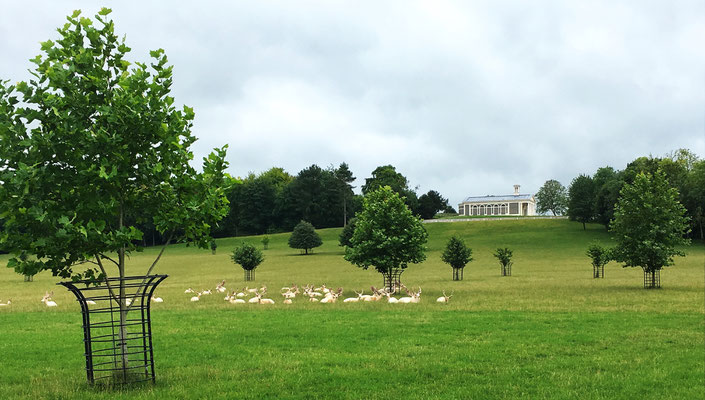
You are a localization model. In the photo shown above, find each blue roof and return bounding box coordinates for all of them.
[461,194,534,203]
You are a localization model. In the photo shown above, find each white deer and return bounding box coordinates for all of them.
[236,287,248,298]
[343,290,364,303]
[41,291,57,307]
[436,290,453,303]
[215,280,227,293]
[320,288,343,304]
[229,297,246,304]
[201,289,212,295]
[398,286,422,304]
[384,289,399,303]
[0,299,11,307]
[184,287,195,294]
[151,295,164,303]
[190,292,202,302]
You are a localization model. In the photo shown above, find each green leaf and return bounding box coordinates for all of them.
[71,10,81,18]
[98,7,112,16]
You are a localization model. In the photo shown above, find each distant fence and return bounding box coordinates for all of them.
[424,216,569,223]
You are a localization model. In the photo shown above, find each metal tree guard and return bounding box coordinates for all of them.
[452,267,464,281]
[593,265,605,278]
[244,268,255,281]
[643,269,660,289]
[60,274,168,385]
[501,264,512,276]
[382,268,404,294]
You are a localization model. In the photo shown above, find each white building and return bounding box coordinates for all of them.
[458,185,536,216]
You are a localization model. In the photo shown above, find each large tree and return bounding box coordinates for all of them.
[417,190,450,219]
[362,165,419,214]
[344,186,428,292]
[0,8,229,371]
[610,171,690,288]
[334,162,356,227]
[567,174,595,230]
[535,179,568,216]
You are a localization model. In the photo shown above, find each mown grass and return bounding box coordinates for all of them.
[0,219,703,399]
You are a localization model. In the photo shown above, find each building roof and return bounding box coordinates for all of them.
[461,194,534,203]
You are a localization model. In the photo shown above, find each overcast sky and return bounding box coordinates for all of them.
[1,1,703,204]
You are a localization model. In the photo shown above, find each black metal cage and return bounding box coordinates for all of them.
[244,269,255,281]
[593,265,605,278]
[59,274,167,385]
[452,267,464,281]
[643,269,660,289]
[382,268,404,294]
[501,264,512,277]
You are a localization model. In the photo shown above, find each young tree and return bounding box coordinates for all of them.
[231,243,264,281]
[441,236,473,280]
[568,174,596,230]
[535,179,568,216]
[493,248,514,276]
[585,242,611,278]
[338,217,357,248]
[0,9,229,373]
[261,235,270,250]
[344,186,428,292]
[610,171,690,288]
[288,220,322,255]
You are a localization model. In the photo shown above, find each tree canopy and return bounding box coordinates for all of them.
[441,236,473,269]
[417,190,450,219]
[288,220,322,255]
[344,186,428,274]
[0,8,229,282]
[361,165,419,214]
[535,179,568,216]
[231,243,264,271]
[610,171,690,275]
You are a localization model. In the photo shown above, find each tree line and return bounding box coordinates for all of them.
[188,164,453,240]
[536,148,704,238]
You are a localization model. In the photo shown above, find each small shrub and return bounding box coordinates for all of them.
[261,236,270,250]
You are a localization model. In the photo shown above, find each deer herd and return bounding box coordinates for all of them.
[184,280,454,305]
[0,280,454,309]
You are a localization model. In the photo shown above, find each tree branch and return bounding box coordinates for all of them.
[98,253,120,267]
[95,255,120,304]
[126,231,174,313]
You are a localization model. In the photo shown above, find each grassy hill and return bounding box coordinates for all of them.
[0,219,703,399]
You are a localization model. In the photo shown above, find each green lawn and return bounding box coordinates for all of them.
[0,219,703,399]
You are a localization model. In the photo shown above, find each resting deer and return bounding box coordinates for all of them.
[229,296,246,304]
[236,287,248,298]
[344,290,364,303]
[0,299,11,307]
[41,291,57,307]
[201,289,212,295]
[184,287,195,294]
[384,290,399,303]
[398,286,422,304]
[216,280,227,293]
[190,292,202,302]
[151,295,164,303]
[320,287,343,304]
[436,290,453,303]
[252,288,274,304]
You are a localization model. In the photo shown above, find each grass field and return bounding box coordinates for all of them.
[0,219,703,399]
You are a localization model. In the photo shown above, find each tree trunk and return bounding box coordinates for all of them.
[117,206,130,378]
[582,222,586,230]
[343,197,347,227]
